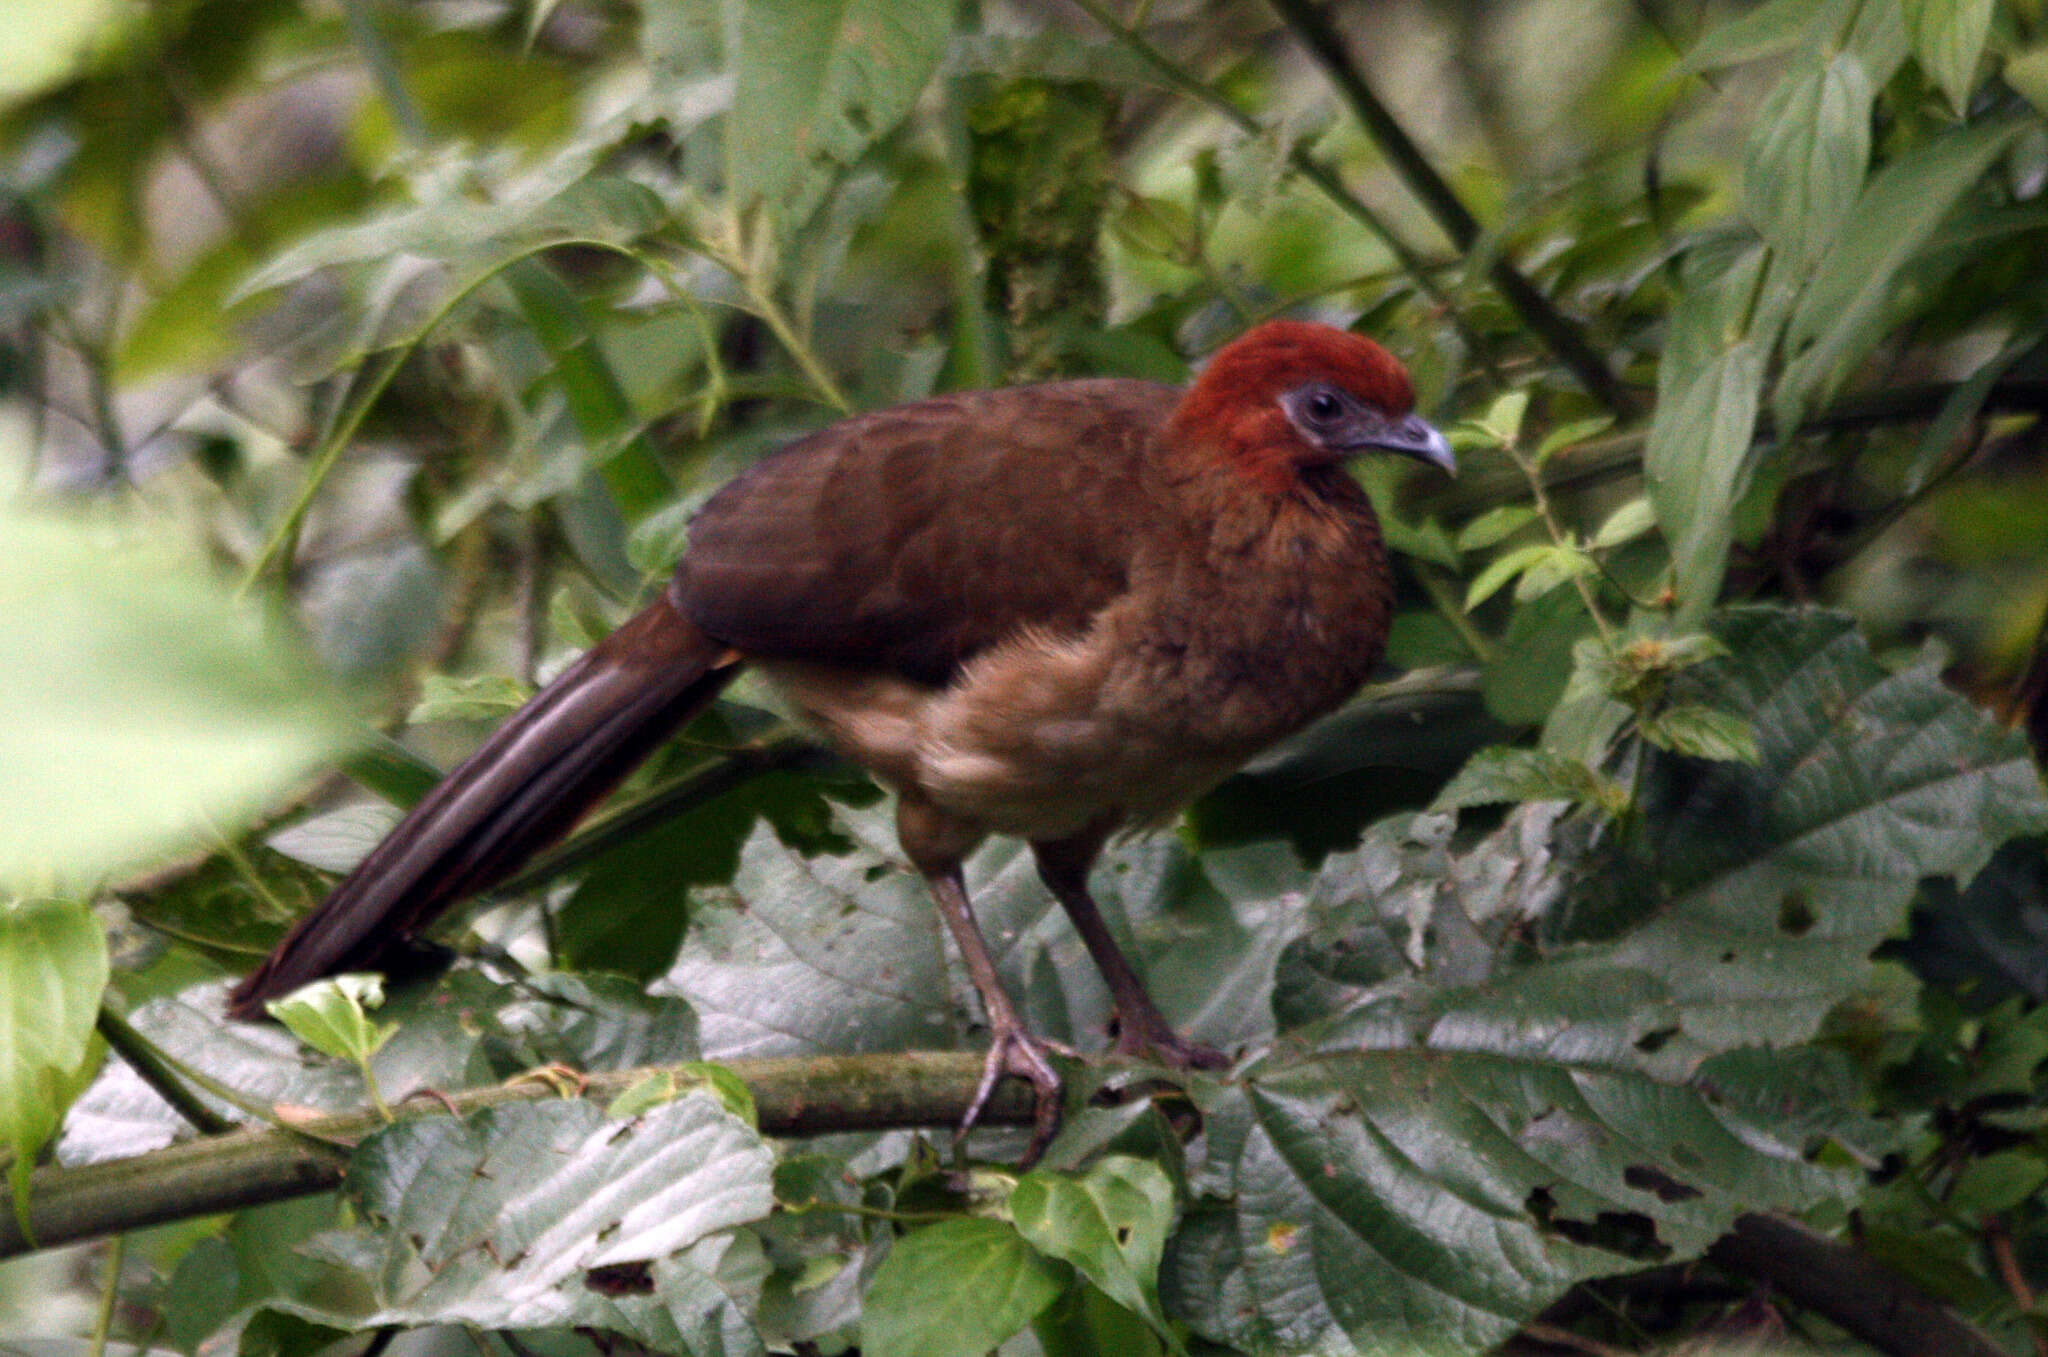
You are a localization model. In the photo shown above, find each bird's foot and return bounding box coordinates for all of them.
[1112,1018,1231,1072]
[961,1022,1068,1167]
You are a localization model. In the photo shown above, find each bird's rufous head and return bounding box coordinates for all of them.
[1167,320,1454,488]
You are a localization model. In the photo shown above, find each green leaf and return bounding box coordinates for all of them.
[1643,341,1764,623]
[266,975,397,1066]
[1776,119,2023,430]
[728,0,953,230]
[1453,505,1538,553]
[408,673,533,725]
[1682,0,1830,72]
[1613,609,2048,1046]
[1742,52,1872,266]
[0,0,138,105]
[2008,45,2048,116]
[237,175,668,302]
[1591,498,1656,550]
[1638,704,1760,764]
[1010,1157,1180,1347]
[1906,0,1996,115]
[1512,543,1596,603]
[1534,414,1615,465]
[1434,747,1628,817]
[1474,389,1530,444]
[1198,1048,1857,1354]
[1464,543,1555,611]
[0,508,352,890]
[0,897,107,1228]
[861,1217,1066,1357]
[304,1094,773,1349]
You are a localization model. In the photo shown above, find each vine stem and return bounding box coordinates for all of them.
[89,1233,124,1357]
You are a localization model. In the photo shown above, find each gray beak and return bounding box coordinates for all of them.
[1353,413,1456,475]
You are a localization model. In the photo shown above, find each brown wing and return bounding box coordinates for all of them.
[672,378,1181,685]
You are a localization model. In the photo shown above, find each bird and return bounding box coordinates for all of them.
[228,319,1454,1154]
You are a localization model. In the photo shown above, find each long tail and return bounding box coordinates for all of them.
[228,591,741,1019]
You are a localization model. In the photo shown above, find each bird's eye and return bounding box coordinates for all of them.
[1304,390,1344,422]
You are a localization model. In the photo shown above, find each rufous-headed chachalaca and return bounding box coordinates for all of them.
[228,319,1454,1154]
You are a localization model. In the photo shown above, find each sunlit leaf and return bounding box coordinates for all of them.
[266,975,396,1067]
[288,1094,773,1349]
[0,897,106,1224]
[0,509,352,890]
[861,1217,1066,1357]
[1011,1157,1179,1347]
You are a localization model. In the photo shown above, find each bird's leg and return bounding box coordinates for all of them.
[899,797,1064,1161]
[1033,827,1231,1072]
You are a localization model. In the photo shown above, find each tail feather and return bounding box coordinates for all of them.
[228,594,739,1019]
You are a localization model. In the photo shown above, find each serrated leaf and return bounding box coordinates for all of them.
[298,1094,773,1349]
[661,801,1291,1063]
[1638,704,1760,764]
[1612,608,2048,1046]
[1011,1157,1180,1348]
[1907,0,1996,115]
[1201,1048,1856,1353]
[0,897,107,1225]
[861,1217,1066,1357]
[1434,748,1627,817]
[266,975,396,1066]
[728,0,952,231]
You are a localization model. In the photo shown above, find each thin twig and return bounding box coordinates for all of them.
[1264,0,1639,419]
[88,1233,124,1357]
[96,1004,234,1136]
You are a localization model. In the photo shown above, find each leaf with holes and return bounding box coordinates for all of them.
[279,1094,773,1351]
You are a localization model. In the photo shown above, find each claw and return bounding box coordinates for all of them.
[960,1022,1065,1167]
[1112,1015,1231,1071]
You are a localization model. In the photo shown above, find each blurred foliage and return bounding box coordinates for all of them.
[4,0,2048,1354]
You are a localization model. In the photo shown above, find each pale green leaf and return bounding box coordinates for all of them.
[1681,0,1829,72]
[728,0,953,230]
[1906,0,1996,115]
[1513,544,1596,602]
[0,897,107,1223]
[1776,119,2022,430]
[862,1218,1066,1357]
[1464,543,1554,611]
[1454,505,1538,552]
[267,975,397,1066]
[408,674,533,725]
[1534,414,1615,465]
[1743,52,1872,266]
[1011,1157,1180,1347]
[1643,341,1765,622]
[0,510,352,891]
[1638,704,1761,764]
[2008,45,2048,115]
[1591,498,1657,550]
[1433,747,1628,816]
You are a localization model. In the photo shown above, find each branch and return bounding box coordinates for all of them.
[1264,0,1640,420]
[1,1052,1030,1259]
[1709,1213,2012,1357]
